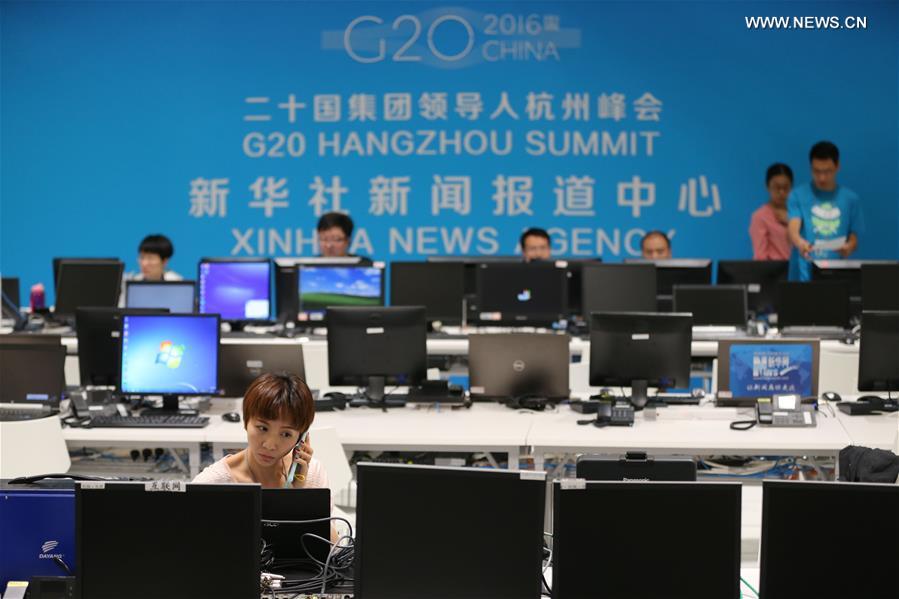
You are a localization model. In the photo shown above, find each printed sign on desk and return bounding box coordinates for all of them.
[729,343,814,397]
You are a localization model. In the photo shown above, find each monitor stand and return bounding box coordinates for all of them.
[348,376,407,408]
[141,394,198,416]
[628,380,649,410]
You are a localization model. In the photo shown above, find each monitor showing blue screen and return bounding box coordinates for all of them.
[126,282,196,313]
[198,260,271,321]
[729,343,814,397]
[298,266,383,321]
[119,314,219,395]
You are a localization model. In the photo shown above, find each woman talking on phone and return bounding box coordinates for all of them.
[194,372,328,490]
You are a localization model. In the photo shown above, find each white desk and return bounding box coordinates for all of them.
[831,397,899,450]
[205,399,536,471]
[526,404,854,471]
[63,426,205,477]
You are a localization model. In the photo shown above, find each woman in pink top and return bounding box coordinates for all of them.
[193,372,329,491]
[749,163,793,260]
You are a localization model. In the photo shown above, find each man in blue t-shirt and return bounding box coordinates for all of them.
[787,141,865,281]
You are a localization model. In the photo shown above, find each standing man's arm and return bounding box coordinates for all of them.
[838,233,858,258]
[838,193,865,258]
[788,218,812,259]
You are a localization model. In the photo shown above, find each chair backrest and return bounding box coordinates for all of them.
[308,426,353,505]
[0,416,71,478]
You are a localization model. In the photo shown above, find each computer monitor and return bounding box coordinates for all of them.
[219,340,305,397]
[468,333,570,400]
[760,481,899,599]
[51,257,117,295]
[589,312,693,408]
[716,339,820,407]
[716,259,789,316]
[0,333,61,346]
[861,262,899,311]
[575,454,697,481]
[298,265,384,322]
[261,488,331,563]
[858,311,899,393]
[552,481,741,599]
[776,281,851,328]
[198,258,272,322]
[811,259,873,296]
[580,263,657,319]
[673,284,748,326]
[355,463,545,599]
[389,261,465,325]
[557,257,602,318]
[126,280,196,313]
[326,306,426,401]
[474,262,568,326]
[54,259,124,320]
[626,258,712,296]
[76,482,261,599]
[1,276,20,311]
[0,344,66,405]
[75,307,168,387]
[118,313,220,413]
[0,485,74,590]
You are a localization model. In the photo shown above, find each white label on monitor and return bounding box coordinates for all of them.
[561,478,586,490]
[111,330,121,338]
[631,333,650,341]
[26,394,49,401]
[145,480,186,493]
[480,312,502,321]
[520,471,546,481]
[470,386,485,394]
[311,312,324,321]
[246,360,263,368]
[803,411,812,425]
[244,299,270,319]
[748,284,761,293]
[718,390,733,399]
[373,261,386,268]
[366,327,385,335]
[81,482,105,490]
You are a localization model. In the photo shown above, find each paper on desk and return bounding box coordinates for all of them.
[812,236,846,251]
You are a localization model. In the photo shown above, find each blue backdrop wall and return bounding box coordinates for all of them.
[2,0,897,302]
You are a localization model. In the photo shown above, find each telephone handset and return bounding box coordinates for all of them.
[757,395,816,427]
[284,430,310,488]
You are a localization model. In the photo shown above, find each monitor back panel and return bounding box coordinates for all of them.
[468,333,570,399]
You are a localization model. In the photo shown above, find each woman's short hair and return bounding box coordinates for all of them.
[138,234,174,260]
[242,372,315,432]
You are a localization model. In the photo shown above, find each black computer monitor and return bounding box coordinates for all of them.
[716,259,788,315]
[1,276,20,311]
[298,264,384,322]
[858,311,899,393]
[0,344,66,404]
[626,258,712,296]
[76,482,261,599]
[468,333,570,400]
[51,257,117,295]
[0,334,61,346]
[326,306,427,401]
[776,281,851,328]
[861,262,899,311]
[118,313,220,413]
[355,463,545,599]
[198,258,272,323]
[673,284,747,326]
[75,307,168,387]
[589,312,693,408]
[261,487,331,564]
[474,262,567,326]
[581,263,657,319]
[219,341,305,398]
[54,259,124,320]
[126,280,196,313]
[811,259,871,296]
[389,261,465,325]
[558,257,602,318]
[760,481,899,599]
[552,481,741,599]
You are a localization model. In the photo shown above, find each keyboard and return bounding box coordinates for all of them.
[88,414,209,428]
[650,393,702,406]
[0,408,56,421]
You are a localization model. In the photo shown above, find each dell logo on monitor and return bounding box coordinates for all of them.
[513,360,526,372]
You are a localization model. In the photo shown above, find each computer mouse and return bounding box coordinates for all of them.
[821,391,841,402]
[222,412,241,423]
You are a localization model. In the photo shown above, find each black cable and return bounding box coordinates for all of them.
[730,420,757,431]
